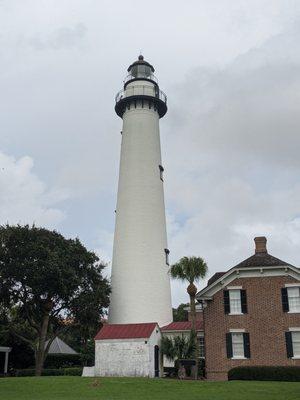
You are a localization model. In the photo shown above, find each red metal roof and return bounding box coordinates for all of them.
[161,320,203,331]
[95,322,158,340]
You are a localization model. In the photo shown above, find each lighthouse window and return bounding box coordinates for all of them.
[164,248,170,266]
[138,65,146,76]
[159,165,164,181]
[131,64,152,79]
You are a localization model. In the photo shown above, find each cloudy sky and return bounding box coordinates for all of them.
[1,0,300,305]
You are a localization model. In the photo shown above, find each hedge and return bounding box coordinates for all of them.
[63,367,82,376]
[228,366,300,382]
[44,354,82,368]
[15,367,82,377]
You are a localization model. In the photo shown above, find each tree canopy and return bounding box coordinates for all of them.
[0,224,110,375]
[170,256,207,284]
[172,303,189,322]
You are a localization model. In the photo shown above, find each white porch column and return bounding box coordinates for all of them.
[0,347,12,375]
[4,351,9,374]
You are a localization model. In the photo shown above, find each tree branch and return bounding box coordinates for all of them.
[18,284,41,333]
[10,328,35,348]
[44,334,57,357]
[23,303,41,333]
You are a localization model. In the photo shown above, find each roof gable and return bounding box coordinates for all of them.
[233,252,292,269]
[197,264,300,299]
[207,272,226,286]
[198,237,299,299]
[95,323,158,340]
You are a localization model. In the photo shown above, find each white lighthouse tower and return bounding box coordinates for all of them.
[108,55,172,327]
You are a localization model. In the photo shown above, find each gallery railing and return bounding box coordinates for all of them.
[115,85,167,105]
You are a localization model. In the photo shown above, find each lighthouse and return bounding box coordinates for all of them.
[92,56,173,378]
[108,56,172,327]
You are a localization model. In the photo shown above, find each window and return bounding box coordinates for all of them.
[229,290,242,314]
[226,332,250,359]
[288,287,300,312]
[164,248,170,266]
[131,64,152,79]
[293,332,300,357]
[159,165,164,181]
[282,287,300,313]
[286,330,300,358]
[224,289,247,314]
[199,337,205,358]
[232,333,244,358]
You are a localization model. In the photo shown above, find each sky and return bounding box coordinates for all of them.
[1,0,300,306]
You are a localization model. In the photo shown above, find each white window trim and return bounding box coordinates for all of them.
[227,286,243,290]
[228,312,244,316]
[228,289,243,314]
[230,331,246,359]
[289,328,300,358]
[198,337,205,359]
[287,286,300,313]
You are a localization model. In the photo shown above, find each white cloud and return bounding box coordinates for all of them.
[0,151,67,228]
[1,1,300,307]
[164,25,300,305]
[29,23,87,51]
[93,229,114,279]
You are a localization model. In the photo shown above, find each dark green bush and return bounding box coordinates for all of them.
[15,369,36,377]
[44,354,82,368]
[163,367,177,378]
[42,369,65,376]
[63,367,82,376]
[228,366,300,382]
[15,367,82,377]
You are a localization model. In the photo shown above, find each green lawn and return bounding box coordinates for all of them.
[0,377,299,400]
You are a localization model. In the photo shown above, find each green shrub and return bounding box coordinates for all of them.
[228,366,300,381]
[163,367,177,378]
[44,354,82,368]
[42,369,65,376]
[63,367,83,376]
[15,367,82,377]
[15,369,36,377]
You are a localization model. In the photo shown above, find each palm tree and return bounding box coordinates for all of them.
[170,256,208,379]
[161,332,196,378]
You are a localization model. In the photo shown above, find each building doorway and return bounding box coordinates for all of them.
[154,345,159,377]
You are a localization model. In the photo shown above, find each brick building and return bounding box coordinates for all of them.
[197,237,300,380]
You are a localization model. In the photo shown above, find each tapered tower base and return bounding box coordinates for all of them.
[108,56,172,327]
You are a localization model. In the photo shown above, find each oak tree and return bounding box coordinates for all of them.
[0,225,110,376]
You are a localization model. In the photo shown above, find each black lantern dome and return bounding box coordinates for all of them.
[128,55,154,77]
[124,55,157,87]
[115,55,167,119]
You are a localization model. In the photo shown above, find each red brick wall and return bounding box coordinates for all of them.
[188,310,203,322]
[203,275,300,380]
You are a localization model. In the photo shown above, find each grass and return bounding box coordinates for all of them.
[0,376,299,400]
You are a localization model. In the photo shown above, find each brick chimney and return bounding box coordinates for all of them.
[254,236,267,254]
